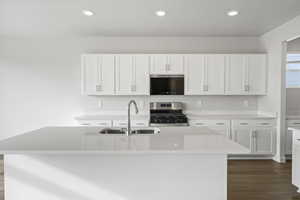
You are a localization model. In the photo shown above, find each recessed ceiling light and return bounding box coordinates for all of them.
[156,10,166,17]
[82,10,94,16]
[227,10,239,16]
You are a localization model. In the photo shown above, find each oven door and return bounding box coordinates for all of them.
[150,75,184,95]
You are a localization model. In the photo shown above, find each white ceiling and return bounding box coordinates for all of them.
[1,0,300,37]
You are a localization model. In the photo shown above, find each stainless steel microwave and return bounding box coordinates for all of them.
[150,75,184,95]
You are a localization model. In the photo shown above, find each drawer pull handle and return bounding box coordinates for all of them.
[293,123,300,125]
[216,123,225,125]
[260,123,270,125]
[97,123,108,125]
[81,123,90,126]
[240,123,249,125]
[119,123,127,125]
[195,123,205,125]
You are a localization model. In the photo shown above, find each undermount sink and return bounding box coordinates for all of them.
[99,128,126,134]
[99,128,160,135]
[131,128,160,134]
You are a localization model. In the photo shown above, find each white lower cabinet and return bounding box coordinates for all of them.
[292,131,300,191]
[232,120,276,155]
[78,119,148,128]
[189,120,231,138]
[233,128,252,150]
[78,120,112,127]
[286,120,300,155]
[113,120,149,127]
[252,128,275,154]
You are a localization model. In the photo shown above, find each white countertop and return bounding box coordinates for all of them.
[187,114,276,120]
[75,113,276,122]
[0,127,248,155]
[75,114,149,121]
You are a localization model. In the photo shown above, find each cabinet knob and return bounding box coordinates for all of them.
[96,85,102,92]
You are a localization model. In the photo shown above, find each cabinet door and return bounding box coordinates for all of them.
[184,55,205,95]
[81,54,115,95]
[292,133,300,187]
[247,55,267,95]
[225,55,247,95]
[150,55,168,74]
[134,55,150,95]
[253,129,275,154]
[167,55,184,74]
[233,128,253,150]
[204,55,225,95]
[286,129,293,155]
[116,55,149,95]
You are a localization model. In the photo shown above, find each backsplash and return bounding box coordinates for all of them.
[79,95,258,116]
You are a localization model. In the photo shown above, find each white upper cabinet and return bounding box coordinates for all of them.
[225,55,247,95]
[247,55,267,95]
[184,55,205,95]
[115,55,150,95]
[150,55,184,75]
[81,53,267,96]
[185,54,225,95]
[204,55,225,95]
[225,54,267,95]
[81,54,115,95]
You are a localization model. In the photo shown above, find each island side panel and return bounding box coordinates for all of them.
[4,154,227,200]
[292,129,300,193]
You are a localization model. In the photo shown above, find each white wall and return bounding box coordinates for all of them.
[258,15,300,162]
[287,38,300,116]
[0,36,265,139]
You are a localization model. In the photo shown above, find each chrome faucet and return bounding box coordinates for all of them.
[127,100,139,136]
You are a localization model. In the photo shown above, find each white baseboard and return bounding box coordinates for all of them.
[229,155,274,160]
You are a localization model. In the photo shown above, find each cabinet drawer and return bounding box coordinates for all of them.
[209,120,230,128]
[232,120,254,128]
[78,120,112,127]
[189,120,210,127]
[78,121,93,126]
[189,120,229,128]
[93,120,112,127]
[255,120,276,127]
[113,120,128,127]
[287,120,300,127]
[132,120,149,127]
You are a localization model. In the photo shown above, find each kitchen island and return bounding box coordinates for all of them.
[0,127,248,200]
[289,127,300,193]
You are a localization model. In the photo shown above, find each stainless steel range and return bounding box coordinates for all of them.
[150,102,188,126]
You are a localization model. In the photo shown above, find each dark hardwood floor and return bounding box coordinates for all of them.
[228,160,300,200]
[0,159,299,200]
